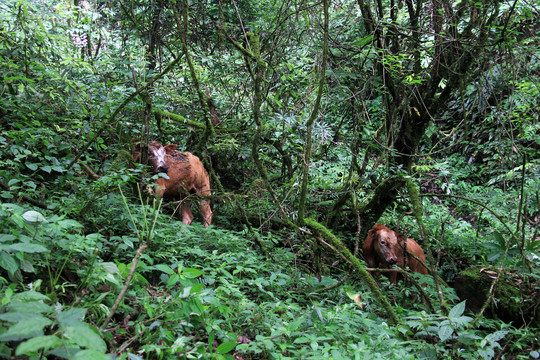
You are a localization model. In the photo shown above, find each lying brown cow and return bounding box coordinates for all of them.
[363,224,428,284]
[133,140,212,228]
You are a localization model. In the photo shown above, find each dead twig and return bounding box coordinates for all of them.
[100,242,148,330]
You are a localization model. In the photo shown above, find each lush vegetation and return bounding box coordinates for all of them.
[0,0,538,359]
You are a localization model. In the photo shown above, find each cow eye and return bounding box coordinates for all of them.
[380,240,385,245]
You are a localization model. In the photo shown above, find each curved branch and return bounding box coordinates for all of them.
[100,242,148,330]
[406,180,449,312]
[67,54,184,170]
[304,217,400,325]
[419,193,532,272]
[298,0,329,223]
[171,1,216,154]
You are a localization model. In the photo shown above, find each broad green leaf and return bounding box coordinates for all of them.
[99,262,120,274]
[294,337,310,343]
[182,268,203,278]
[64,324,106,353]
[13,290,50,302]
[478,348,495,360]
[72,349,110,360]
[7,178,20,186]
[57,219,83,229]
[454,316,473,325]
[0,312,37,322]
[22,211,47,223]
[57,308,88,327]
[8,243,49,253]
[492,231,505,247]
[438,324,454,342]
[313,302,324,322]
[26,181,37,190]
[154,264,175,275]
[171,336,192,352]
[49,347,83,359]
[4,76,34,82]
[0,251,19,275]
[19,259,34,273]
[216,341,236,354]
[0,316,52,341]
[448,300,466,319]
[41,165,52,173]
[190,283,204,293]
[26,163,38,171]
[7,300,52,314]
[486,330,508,343]
[189,298,204,316]
[16,335,62,356]
[353,35,373,47]
[0,234,16,243]
[168,273,179,287]
[208,331,215,349]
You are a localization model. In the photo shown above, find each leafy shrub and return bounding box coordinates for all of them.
[0,289,108,359]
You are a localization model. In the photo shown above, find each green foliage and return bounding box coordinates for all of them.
[0,288,108,358]
[0,0,538,358]
[405,301,512,360]
[0,204,85,286]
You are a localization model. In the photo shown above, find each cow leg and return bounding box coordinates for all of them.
[153,180,167,198]
[389,270,398,284]
[181,203,194,225]
[200,199,212,228]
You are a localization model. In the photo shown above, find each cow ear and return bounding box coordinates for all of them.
[164,144,177,153]
[132,139,140,152]
[396,233,405,242]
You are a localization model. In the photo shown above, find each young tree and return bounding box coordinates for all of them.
[339,0,526,228]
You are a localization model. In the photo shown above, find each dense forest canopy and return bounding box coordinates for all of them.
[0,0,539,358]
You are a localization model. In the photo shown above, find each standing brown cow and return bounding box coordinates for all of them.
[363,224,428,284]
[133,140,212,228]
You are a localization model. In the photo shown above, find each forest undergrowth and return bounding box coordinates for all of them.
[1,0,539,358]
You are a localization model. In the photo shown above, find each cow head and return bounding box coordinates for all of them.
[370,226,399,265]
[148,141,169,174]
[132,140,178,174]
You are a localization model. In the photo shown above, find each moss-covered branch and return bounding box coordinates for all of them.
[406,179,448,312]
[67,53,183,170]
[154,109,206,133]
[171,0,216,155]
[303,217,399,325]
[298,0,329,223]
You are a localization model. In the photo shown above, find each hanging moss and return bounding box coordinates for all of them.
[405,178,423,219]
[247,31,260,58]
[154,110,206,131]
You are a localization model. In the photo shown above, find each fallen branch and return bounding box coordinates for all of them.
[303,217,400,325]
[100,242,148,330]
[67,53,184,170]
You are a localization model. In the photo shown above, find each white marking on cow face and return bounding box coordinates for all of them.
[148,143,169,173]
[375,229,399,265]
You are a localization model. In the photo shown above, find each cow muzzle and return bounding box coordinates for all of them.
[155,164,169,173]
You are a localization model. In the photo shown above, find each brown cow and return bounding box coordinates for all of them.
[363,224,428,284]
[133,140,212,228]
